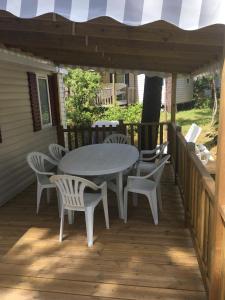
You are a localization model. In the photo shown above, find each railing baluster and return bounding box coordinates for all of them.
[68,126,72,150]
[102,125,106,141]
[130,124,134,145]
[88,126,92,145]
[138,124,141,151]
[95,126,99,144]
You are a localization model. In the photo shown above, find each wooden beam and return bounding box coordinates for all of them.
[31,52,195,73]
[0,16,223,47]
[0,30,220,73]
[0,31,220,61]
[171,73,177,122]
[112,73,116,105]
[209,36,225,300]
[27,49,205,67]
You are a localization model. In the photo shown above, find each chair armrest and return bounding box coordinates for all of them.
[127,168,157,181]
[139,148,160,161]
[84,179,107,192]
[36,171,55,176]
[140,149,157,155]
[98,181,107,190]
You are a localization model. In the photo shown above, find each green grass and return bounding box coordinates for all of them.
[176,108,212,136]
[169,108,216,157]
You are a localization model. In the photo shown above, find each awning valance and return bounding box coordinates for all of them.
[1,0,225,30]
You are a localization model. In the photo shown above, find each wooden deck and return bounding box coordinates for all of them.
[0,165,206,300]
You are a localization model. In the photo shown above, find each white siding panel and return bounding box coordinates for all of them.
[57,74,66,127]
[0,62,58,206]
[176,75,193,104]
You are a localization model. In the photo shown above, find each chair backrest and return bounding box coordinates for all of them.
[104,133,129,144]
[185,123,202,143]
[50,175,98,209]
[27,151,56,174]
[148,154,170,185]
[49,144,68,162]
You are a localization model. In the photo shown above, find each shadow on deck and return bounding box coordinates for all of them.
[0,165,206,299]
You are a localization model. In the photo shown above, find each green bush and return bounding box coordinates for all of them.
[96,104,142,123]
[64,68,102,126]
[194,97,212,109]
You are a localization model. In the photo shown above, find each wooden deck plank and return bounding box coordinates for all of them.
[0,165,206,299]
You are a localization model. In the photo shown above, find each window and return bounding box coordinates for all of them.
[116,73,125,84]
[37,77,52,127]
[109,73,129,86]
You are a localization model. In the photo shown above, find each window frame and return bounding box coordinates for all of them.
[36,75,52,128]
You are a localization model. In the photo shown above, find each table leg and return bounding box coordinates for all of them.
[116,171,124,219]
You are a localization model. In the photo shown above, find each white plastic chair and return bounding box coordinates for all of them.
[49,144,68,163]
[50,175,109,247]
[136,141,169,182]
[124,155,170,225]
[185,123,202,143]
[27,152,58,214]
[104,133,129,144]
[139,141,168,162]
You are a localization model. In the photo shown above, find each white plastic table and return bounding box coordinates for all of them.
[58,143,139,219]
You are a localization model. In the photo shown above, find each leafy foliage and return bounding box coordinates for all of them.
[97,104,142,123]
[193,75,219,109]
[64,68,102,125]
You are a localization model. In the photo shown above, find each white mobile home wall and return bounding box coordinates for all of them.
[0,54,63,206]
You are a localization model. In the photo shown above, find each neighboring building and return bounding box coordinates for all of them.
[0,48,65,206]
[163,74,194,111]
[95,71,137,106]
[137,74,193,111]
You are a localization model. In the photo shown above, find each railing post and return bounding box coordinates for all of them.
[118,119,125,134]
[57,125,65,147]
[175,125,181,184]
[167,122,172,156]
[209,35,225,300]
[184,142,195,227]
[171,73,177,123]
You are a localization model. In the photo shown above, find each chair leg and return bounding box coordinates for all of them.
[85,206,94,247]
[102,189,109,229]
[132,166,140,207]
[36,184,43,215]
[147,190,158,225]
[116,172,124,219]
[124,187,128,223]
[57,190,62,218]
[59,207,65,242]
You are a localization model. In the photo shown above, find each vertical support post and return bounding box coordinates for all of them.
[175,125,182,184]
[58,125,65,147]
[171,73,177,123]
[112,73,116,105]
[184,142,195,227]
[209,37,225,299]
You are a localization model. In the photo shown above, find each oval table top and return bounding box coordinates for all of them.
[59,143,139,176]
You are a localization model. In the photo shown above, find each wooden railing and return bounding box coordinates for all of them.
[59,121,168,151]
[95,88,113,106]
[168,122,225,299]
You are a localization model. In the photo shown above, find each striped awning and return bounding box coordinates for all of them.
[1,0,225,30]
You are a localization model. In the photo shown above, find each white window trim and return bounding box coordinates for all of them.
[36,75,52,128]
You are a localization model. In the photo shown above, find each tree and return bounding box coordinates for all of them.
[141,76,163,149]
[64,68,101,125]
